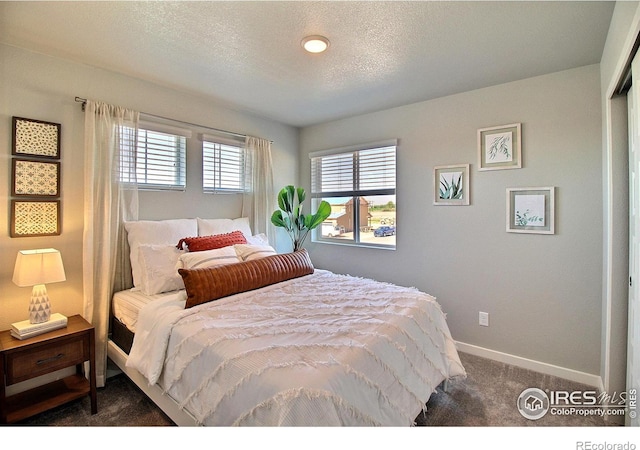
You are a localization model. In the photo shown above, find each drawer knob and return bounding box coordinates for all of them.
[36,353,64,365]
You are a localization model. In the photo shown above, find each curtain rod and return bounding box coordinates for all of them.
[74,97,272,143]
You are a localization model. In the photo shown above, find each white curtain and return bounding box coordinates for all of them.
[242,136,276,245]
[83,101,139,387]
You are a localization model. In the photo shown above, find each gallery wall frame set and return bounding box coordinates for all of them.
[506,187,555,235]
[433,164,470,206]
[478,123,521,171]
[9,117,62,237]
[434,122,555,235]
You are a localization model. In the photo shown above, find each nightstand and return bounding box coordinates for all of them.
[0,314,97,424]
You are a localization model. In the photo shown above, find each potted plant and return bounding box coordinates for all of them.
[271,185,331,251]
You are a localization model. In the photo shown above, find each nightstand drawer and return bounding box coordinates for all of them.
[5,335,88,385]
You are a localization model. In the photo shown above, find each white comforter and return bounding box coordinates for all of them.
[127,269,465,426]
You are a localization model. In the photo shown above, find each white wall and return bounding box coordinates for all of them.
[0,44,299,331]
[599,0,640,404]
[300,65,603,375]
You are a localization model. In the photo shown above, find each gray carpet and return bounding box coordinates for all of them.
[416,352,617,426]
[15,352,619,427]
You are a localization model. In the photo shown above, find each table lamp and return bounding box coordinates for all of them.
[12,248,66,324]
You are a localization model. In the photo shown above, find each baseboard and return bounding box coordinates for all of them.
[455,341,603,388]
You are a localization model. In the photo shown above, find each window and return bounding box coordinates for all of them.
[202,135,248,193]
[310,140,397,248]
[134,124,188,191]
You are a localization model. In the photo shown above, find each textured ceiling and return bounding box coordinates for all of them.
[0,1,615,127]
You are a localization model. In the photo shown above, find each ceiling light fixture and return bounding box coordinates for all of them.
[302,35,330,54]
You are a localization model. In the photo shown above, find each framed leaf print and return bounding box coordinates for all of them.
[12,116,61,159]
[478,123,521,171]
[434,164,470,206]
[506,187,555,234]
[12,158,60,197]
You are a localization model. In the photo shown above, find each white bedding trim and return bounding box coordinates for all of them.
[113,288,186,333]
[126,291,188,384]
[233,387,383,426]
[177,341,425,411]
[127,269,465,426]
[127,273,313,384]
[212,359,416,425]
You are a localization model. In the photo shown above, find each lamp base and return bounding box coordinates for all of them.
[29,284,51,324]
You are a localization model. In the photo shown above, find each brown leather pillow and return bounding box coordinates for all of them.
[179,249,314,308]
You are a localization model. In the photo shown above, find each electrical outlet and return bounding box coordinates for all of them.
[479,311,489,327]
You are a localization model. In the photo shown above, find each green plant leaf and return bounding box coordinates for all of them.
[282,185,296,212]
[277,187,287,211]
[271,210,286,228]
[305,201,331,230]
[296,187,306,204]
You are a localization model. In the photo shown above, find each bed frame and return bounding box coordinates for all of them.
[107,317,198,426]
[110,317,134,354]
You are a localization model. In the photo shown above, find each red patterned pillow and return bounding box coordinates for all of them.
[177,230,247,252]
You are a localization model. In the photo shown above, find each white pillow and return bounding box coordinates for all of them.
[138,245,185,295]
[197,217,252,239]
[246,233,270,245]
[124,219,197,288]
[177,246,241,270]
[234,244,277,262]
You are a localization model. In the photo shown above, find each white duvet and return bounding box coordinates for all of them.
[127,269,465,426]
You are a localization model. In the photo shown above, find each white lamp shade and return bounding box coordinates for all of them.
[12,248,66,287]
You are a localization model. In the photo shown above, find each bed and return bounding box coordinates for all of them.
[106,217,465,426]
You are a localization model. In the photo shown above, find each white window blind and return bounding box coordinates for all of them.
[136,128,187,191]
[202,135,247,193]
[311,142,396,197]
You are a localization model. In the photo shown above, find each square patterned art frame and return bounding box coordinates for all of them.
[12,158,60,197]
[10,199,61,237]
[12,116,61,159]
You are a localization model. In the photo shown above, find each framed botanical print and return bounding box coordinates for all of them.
[434,164,470,205]
[478,123,521,171]
[12,158,60,197]
[12,116,61,159]
[506,187,555,234]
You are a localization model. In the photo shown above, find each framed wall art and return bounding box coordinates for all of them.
[478,123,521,171]
[12,158,60,197]
[434,164,470,206]
[12,116,61,159]
[10,199,61,237]
[506,187,555,234]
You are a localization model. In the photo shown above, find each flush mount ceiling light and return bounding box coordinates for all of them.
[302,35,330,54]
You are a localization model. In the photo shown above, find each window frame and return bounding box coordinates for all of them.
[310,139,397,250]
[134,121,190,191]
[201,134,248,194]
